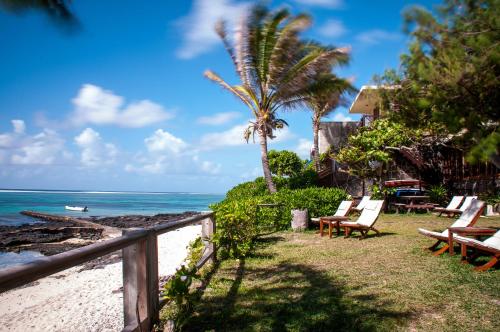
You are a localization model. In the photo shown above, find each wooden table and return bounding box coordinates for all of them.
[319,216,350,238]
[447,227,497,255]
[405,203,435,213]
[398,195,430,205]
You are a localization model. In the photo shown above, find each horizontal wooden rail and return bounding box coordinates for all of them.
[0,211,216,332]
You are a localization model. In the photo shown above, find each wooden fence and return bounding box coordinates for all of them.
[0,212,216,332]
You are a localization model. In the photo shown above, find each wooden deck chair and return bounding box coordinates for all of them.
[434,196,464,216]
[353,196,371,213]
[311,200,353,223]
[453,230,500,271]
[419,199,485,255]
[339,200,384,240]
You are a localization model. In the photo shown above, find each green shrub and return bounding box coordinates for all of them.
[268,150,304,177]
[226,170,319,202]
[428,185,448,205]
[225,177,269,200]
[270,187,348,226]
[210,198,261,259]
[211,187,348,258]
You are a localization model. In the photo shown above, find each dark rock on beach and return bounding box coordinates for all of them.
[87,211,200,229]
[0,211,201,258]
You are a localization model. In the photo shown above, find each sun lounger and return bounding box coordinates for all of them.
[451,229,500,271]
[353,196,370,212]
[418,199,485,255]
[338,200,384,240]
[317,200,354,237]
[435,196,477,217]
[434,196,464,216]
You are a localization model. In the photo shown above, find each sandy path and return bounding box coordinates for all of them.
[0,224,201,332]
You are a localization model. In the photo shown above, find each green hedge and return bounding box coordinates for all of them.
[211,186,348,258]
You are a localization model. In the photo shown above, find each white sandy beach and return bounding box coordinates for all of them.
[0,224,201,332]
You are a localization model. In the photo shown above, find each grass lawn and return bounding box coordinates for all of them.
[182,213,500,331]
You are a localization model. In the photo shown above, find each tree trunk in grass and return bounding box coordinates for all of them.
[259,130,277,193]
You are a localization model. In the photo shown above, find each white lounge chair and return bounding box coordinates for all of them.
[419,199,485,255]
[316,200,354,237]
[312,200,353,223]
[434,196,464,216]
[452,229,500,271]
[353,196,371,212]
[435,196,477,217]
[339,200,385,239]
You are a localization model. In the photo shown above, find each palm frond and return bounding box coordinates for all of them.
[204,70,255,110]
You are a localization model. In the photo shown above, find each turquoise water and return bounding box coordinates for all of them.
[0,189,225,226]
[0,189,224,268]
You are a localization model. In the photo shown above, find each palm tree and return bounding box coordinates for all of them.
[205,6,348,193]
[306,73,357,171]
[0,0,79,31]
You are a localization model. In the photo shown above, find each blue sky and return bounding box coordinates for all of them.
[0,0,439,193]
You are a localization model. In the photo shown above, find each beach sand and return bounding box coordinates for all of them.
[0,224,201,332]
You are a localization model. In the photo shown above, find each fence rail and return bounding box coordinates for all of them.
[0,211,216,332]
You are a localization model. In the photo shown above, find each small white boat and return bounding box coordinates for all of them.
[65,205,88,212]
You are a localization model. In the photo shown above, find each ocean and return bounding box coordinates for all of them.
[0,189,225,226]
[0,189,225,268]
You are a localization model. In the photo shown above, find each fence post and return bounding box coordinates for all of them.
[122,229,158,331]
[201,213,216,263]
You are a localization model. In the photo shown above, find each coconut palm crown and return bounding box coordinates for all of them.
[205,5,348,193]
[306,73,357,171]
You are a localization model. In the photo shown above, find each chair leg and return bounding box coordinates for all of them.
[359,230,366,240]
[344,227,351,238]
[372,227,380,236]
[335,221,341,236]
[474,255,499,272]
[432,244,450,256]
[328,222,333,239]
[428,240,442,251]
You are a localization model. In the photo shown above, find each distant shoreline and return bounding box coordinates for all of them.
[0,188,225,195]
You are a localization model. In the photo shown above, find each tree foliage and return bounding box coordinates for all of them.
[268,150,303,177]
[0,0,80,32]
[336,119,417,180]
[376,0,499,166]
[305,73,357,171]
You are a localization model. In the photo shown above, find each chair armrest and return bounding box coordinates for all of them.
[449,227,497,236]
[320,216,350,221]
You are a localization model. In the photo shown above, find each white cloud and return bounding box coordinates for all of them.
[175,0,250,59]
[201,122,293,149]
[332,113,353,122]
[145,129,188,154]
[295,138,313,159]
[294,0,343,9]
[200,161,222,175]
[318,19,347,38]
[200,123,249,148]
[197,112,241,126]
[0,120,67,165]
[11,129,65,165]
[74,128,118,167]
[125,129,221,176]
[356,29,402,45]
[70,84,173,128]
[12,120,26,134]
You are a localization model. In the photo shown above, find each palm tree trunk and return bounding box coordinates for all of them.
[313,119,321,172]
[258,131,277,193]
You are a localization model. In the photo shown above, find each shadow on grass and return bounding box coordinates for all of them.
[342,231,398,240]
[184,251,412,331]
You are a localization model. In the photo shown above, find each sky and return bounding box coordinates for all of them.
[0,0,440,193]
